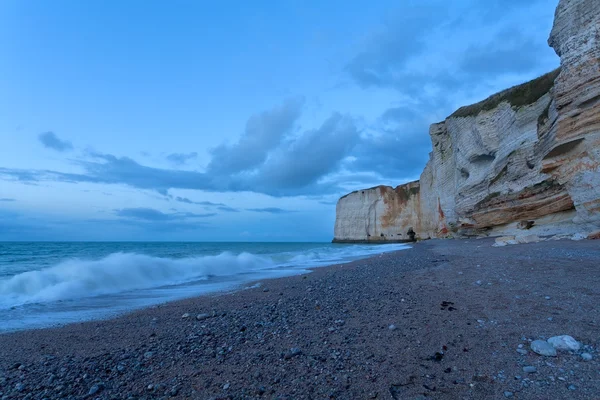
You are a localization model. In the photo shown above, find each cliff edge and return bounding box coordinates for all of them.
[333,0,600,243]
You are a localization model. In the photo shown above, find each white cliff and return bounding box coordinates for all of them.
[333,0,600,242]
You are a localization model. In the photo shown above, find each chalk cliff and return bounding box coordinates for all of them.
[333,0,600,243]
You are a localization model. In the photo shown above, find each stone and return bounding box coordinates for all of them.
[15,383,25,392]
[223,383,230,390]
[144,351,154,359]
[88,384,104,396]
[493,237,518,247]
[523,366,537,374]
[516,349,528,355]
[181,313,190,319]
[333,0,600,243]
[504,391,514,398]
[568,385,577,391]
[516,234,541,244]
[284,348,302,359]
[531,340,557,357]
[581,352,593,361]
[196,313,210,321]
[388,324,397,330]
[548,335,581,351]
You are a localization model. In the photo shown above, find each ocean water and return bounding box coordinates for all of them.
[0,242,409,332]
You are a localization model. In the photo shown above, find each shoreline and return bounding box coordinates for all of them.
[0,243,411,335]
[1,238,599,399]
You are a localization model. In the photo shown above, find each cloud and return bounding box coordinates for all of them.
[114,207,216,221]
[207,96,305,175]
[166,152,198,166]
[246,113,360,195]
[346,0,557,100]
[0,198,15,202]
[174,196,225,206]
[346,107,432,180]
[217,206,240,212]
[246,207,296,214]
[38,132,73,152]
[340,0,559,185]
[0,103,359,197]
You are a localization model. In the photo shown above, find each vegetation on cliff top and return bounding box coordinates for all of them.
[450,68,561,118]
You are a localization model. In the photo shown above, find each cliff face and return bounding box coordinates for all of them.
[333,0,600,243]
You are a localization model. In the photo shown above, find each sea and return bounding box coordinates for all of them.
[0,242,409,333]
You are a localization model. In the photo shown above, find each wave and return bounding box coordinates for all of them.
[0,252,273,308]
[0,243,409,309]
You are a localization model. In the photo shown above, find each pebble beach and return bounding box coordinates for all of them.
[0,238,599,400]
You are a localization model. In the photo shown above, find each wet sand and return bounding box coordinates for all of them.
[0,238,599,399]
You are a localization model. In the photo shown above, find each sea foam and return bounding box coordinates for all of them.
[0,251,272,308]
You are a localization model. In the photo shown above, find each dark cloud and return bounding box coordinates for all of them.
[243,113,360,195]
[174,196,225,206]
[114,207,216,221]
[166,152,198,166]
[217,206,240,212]
[346,107,432,179]
[0,198,15,202]
[246,207,296,214]
[207,97,304,175]
[0,103,358,197]
[38,132,73,152]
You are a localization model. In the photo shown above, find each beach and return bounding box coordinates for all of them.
[0,238,599,400]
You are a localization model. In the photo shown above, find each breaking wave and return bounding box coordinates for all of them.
[0,252,273,308]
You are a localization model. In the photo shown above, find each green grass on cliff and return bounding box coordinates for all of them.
[451,68,561,118]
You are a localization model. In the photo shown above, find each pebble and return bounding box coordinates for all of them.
[196,313,210,321]
[223,383,230,390]
[531,340,557,357]
[545,296,551,300]
[581,352,593,361]
[504,391,514,398]
[388,324,397,330]
[516,349,528,355]
[181,313,190,319]
[547,335,581,351]
[88,384,104,396]
[144,351,154,359]
[284,347,302,359]
[523,366,537,374]
[568,384,577,391]
[15,383,25,392]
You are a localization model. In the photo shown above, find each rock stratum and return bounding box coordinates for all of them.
[334,0,600,243]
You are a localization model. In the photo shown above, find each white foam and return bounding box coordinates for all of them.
[0,242,409,310]
[0,251,272,308]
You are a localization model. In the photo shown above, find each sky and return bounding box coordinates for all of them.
[0,0,560,241]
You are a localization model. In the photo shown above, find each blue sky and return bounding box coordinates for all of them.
[0,0,560,241]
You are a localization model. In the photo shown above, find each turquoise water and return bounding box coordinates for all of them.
[0,241,409,332]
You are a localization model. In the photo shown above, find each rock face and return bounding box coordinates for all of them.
[333,0,600,243]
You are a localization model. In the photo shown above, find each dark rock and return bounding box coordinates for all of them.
[88,383,104,396]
